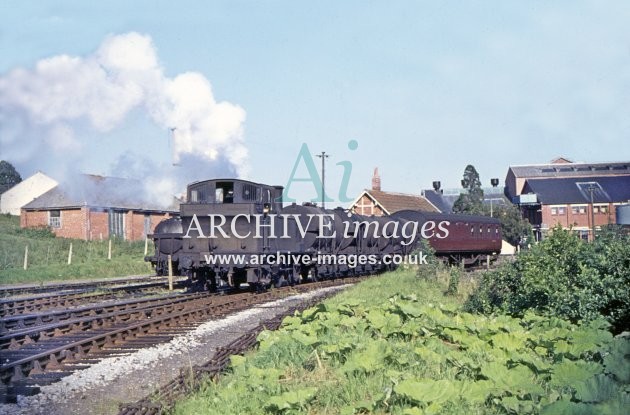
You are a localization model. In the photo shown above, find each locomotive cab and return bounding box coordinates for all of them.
[179,179,285,290]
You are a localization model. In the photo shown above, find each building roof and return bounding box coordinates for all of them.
[421,189,452,213]
[0,171,59,215]
[550,157,574,164]
[522,176,630,205]
[22,175,178,212]
[354,189,439,214]
[508,161,630,179]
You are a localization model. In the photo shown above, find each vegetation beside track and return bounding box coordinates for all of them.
[0,214,152,284]
[465,225,630,334]
[172,266,630,415]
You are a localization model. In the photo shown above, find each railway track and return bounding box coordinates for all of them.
[0,291,208,339]
[0,275,185,298]
[0,279,186,317]
[0,278,358,403]
[118,291,339,415]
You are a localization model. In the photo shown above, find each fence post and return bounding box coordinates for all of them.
[144,237,149,256]
[23,245,28,270]
[167,254,173,291]
[108,239,112,260]
[68,243,73,265]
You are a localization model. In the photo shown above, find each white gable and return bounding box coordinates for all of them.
[0,172,58,215]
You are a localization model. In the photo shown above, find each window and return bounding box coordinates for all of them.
[215,182,234,203]
[579,206,586,214]
[593,206,600,214]
[188,184,208,202]
[572,206,578,214]
[600,206,608,214]
[49,210,61,228]
[551,208,558,215]
[558,206,566,215]
[242,184,260,201]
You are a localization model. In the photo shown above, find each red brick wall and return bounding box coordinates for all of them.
[20,210,48,228]
[541,203,617,239]
[54,208,86,239]
[21,208,86,238]
[22,208,173,241]
[88,210,109,241]
[124,211,172,241]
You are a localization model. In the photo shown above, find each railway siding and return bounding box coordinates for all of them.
[0,284,351,415]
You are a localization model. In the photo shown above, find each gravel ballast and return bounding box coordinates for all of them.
[0,285,349,415]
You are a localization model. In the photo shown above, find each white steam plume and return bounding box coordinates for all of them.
[0,32,248,207]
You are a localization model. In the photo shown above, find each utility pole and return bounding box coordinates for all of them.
[316,152,329,209]
[587,184,596,241]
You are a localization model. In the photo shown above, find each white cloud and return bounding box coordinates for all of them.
[0,32,249,206]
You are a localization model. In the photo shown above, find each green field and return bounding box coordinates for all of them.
[0,214,153,284]
[173,267,630,415]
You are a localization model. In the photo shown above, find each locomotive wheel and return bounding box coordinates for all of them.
[287,271,300,285]
[274,277,285,288]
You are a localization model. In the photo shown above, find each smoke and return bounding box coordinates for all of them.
[0,32,248,207]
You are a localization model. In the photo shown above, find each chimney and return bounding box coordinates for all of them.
[371,167,381,191]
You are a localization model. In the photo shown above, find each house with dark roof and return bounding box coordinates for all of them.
[505,159,630,240]
[21,175,178,241]
[349,168,439,215]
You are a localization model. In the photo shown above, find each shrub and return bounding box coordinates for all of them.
[465,225,630,333]
[446,267,460,296]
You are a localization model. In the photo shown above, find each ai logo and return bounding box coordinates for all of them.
[283,139,359,204]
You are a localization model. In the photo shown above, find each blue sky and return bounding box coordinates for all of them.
[1,1,630,205]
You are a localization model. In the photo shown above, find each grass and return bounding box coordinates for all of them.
[171,266,629,415]
[171,268,478,415]
[0,214,153,284]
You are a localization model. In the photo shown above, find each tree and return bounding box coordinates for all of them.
[493,204,533,247]
[452,164,532,247]
[0,160,22,194]
[452,164,484,214]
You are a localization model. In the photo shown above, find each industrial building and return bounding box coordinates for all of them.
[20,175,178,241]
[506,159,630,240]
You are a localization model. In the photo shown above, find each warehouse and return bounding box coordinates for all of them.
[20,175,178,241]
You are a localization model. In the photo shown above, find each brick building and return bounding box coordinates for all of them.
[505,159,630,240]
[349,168,439,215]
[21,175,178,241]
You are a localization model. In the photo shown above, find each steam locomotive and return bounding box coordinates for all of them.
[146,178,502,291]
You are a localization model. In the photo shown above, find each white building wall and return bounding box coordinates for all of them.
[0,172,58,215]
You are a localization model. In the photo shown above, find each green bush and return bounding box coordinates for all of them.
[465,225,630,333]
[446,267,461,296]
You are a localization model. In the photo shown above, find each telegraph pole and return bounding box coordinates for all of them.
[316,152,329,209]
[587,184,596,241]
